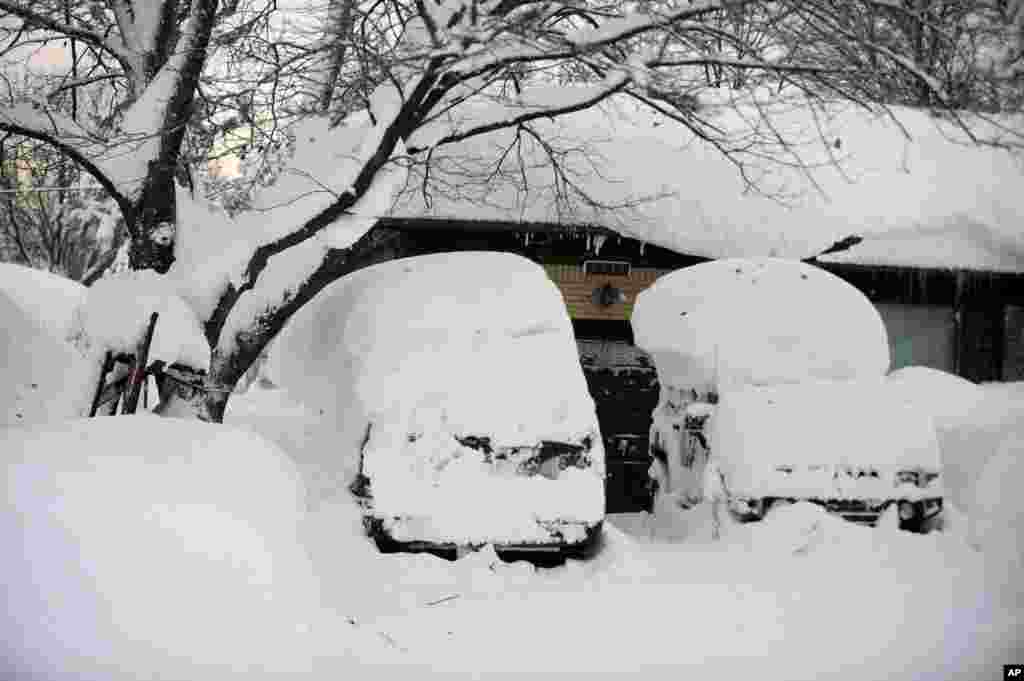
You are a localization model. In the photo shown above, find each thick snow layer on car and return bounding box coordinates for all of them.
[67,269,210,371]
[709,379,942,500]
[268,252,603,544]
[269,251,593,441]
[0,263,86,338]
[1,290,93,426]
[632,258,889,395]
[0,416,406,680]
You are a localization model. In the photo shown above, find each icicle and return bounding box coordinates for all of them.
[587,233,593,252]
[525,231,531,246]
[594,234,607,255]
[640,241,647,256]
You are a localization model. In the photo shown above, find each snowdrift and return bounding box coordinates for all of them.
[887,368,1024,514]
[0,416,405,680]
[969,430,1024,607]
[0,289,92,426]
[0,263,86,338]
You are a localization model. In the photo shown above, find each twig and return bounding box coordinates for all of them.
[424,593,461,606]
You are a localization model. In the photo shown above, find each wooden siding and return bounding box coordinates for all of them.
[543,264,670,321]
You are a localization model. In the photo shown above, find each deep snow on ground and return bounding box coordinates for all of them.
[229,385,1022,681]
[1,382,1021,680]
[0,415,411,681]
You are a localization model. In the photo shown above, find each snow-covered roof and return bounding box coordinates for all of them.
[391,92,1024,273]
[632,257,890,393]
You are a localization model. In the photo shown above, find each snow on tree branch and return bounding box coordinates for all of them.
[0,0,134,69]
[0,103,133,221]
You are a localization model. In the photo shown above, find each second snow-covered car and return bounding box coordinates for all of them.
[706,378,944,532]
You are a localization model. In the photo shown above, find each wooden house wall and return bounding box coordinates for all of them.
[542,264,669,321]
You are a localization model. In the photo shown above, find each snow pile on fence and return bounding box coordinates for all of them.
[0,416,406,680]
[67,269,210,371]
[0,289,93,426]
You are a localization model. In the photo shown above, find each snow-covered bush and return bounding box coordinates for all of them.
[0,416,401,680]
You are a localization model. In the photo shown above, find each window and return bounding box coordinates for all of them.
[583,260,631,276]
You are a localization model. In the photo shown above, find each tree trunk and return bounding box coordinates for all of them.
[153,367,232,422]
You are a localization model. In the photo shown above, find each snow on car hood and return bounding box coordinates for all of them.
[710,378,942,498]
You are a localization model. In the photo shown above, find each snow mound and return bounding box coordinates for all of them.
[0,416,403,680]
[886,366,985,429]
[924,381,1024,514]
[0,263,86,338]
[632,257,889,394]
[1,290,93,426]
[734,501,862,556]
[969,432,1024,607]
[67,269,210,370]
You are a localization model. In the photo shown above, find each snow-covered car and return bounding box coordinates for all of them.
[270,251,605,558]
[632,257,890,511]
[706,379,944,532]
